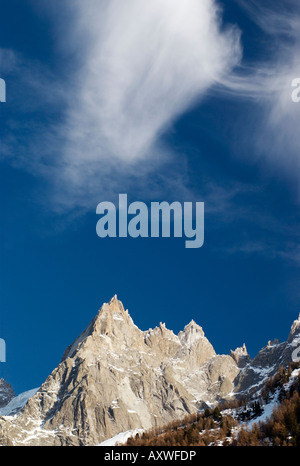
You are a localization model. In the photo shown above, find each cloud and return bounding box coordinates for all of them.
[216,1,300,190]
[224,238,300,267]
[5,0,300,213]
[61,0,240,157]
[2,0,299,267]
[13,0,241,210]
[0,48,19,73]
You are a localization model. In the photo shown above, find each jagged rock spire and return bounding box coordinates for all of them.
[288,313,300,343]
[230,343,249,368]
[3,296,300,446]
[0,379,15,409]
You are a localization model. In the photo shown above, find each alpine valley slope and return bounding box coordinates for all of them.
[0,296,299,446]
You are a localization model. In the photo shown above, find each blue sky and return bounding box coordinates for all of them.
[1,0,300,395]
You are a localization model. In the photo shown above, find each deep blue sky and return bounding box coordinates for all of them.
[1,1,300,395]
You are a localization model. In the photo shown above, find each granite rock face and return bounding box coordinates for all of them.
[234,314,300,396]
[0,297,299,445]
[0,380,14,409]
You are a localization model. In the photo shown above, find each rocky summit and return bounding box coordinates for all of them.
[0,379,14,409]
[0,296,299,446]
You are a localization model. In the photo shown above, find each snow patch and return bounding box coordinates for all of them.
[113,315,124,322]
[97,429,144,446]
[0,388,39,417]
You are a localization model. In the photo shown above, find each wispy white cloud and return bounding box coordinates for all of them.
[62,0,240,156]
[224,238,300,267]
[0,48,19,73]
[217,1,300,189]
[0,0,242,210]
[49,0,242,208]
[3,0,300,214]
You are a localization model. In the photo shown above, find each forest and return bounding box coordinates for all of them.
[123,362,300,446]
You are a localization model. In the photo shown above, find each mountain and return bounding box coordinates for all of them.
[122,364,300,446]
[0,388,39,417]
[234,313,300,397]
[0,379,14,409]
[0,296,299,446]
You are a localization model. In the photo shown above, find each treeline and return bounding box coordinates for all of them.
[261,363,300,403]
[123,362,300,447]
[234,391,300,446]
[124,408,239,446]
[234,363,300,446]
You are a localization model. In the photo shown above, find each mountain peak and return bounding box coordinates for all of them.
[288,313,300,343]
[0,379,15,409]
[61,296,140,361]
[2,299,300,446]
[103,294,125,312]
[234,343,248,354]
[181,319,205,336]
[94,295,132,325]
[230,343,249,367]
[177,319,206,348]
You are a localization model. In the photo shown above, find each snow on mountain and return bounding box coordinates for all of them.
[0,379,15,408]
[0,388,40,417]
[0,296,299,446]
[98,429,144,446]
